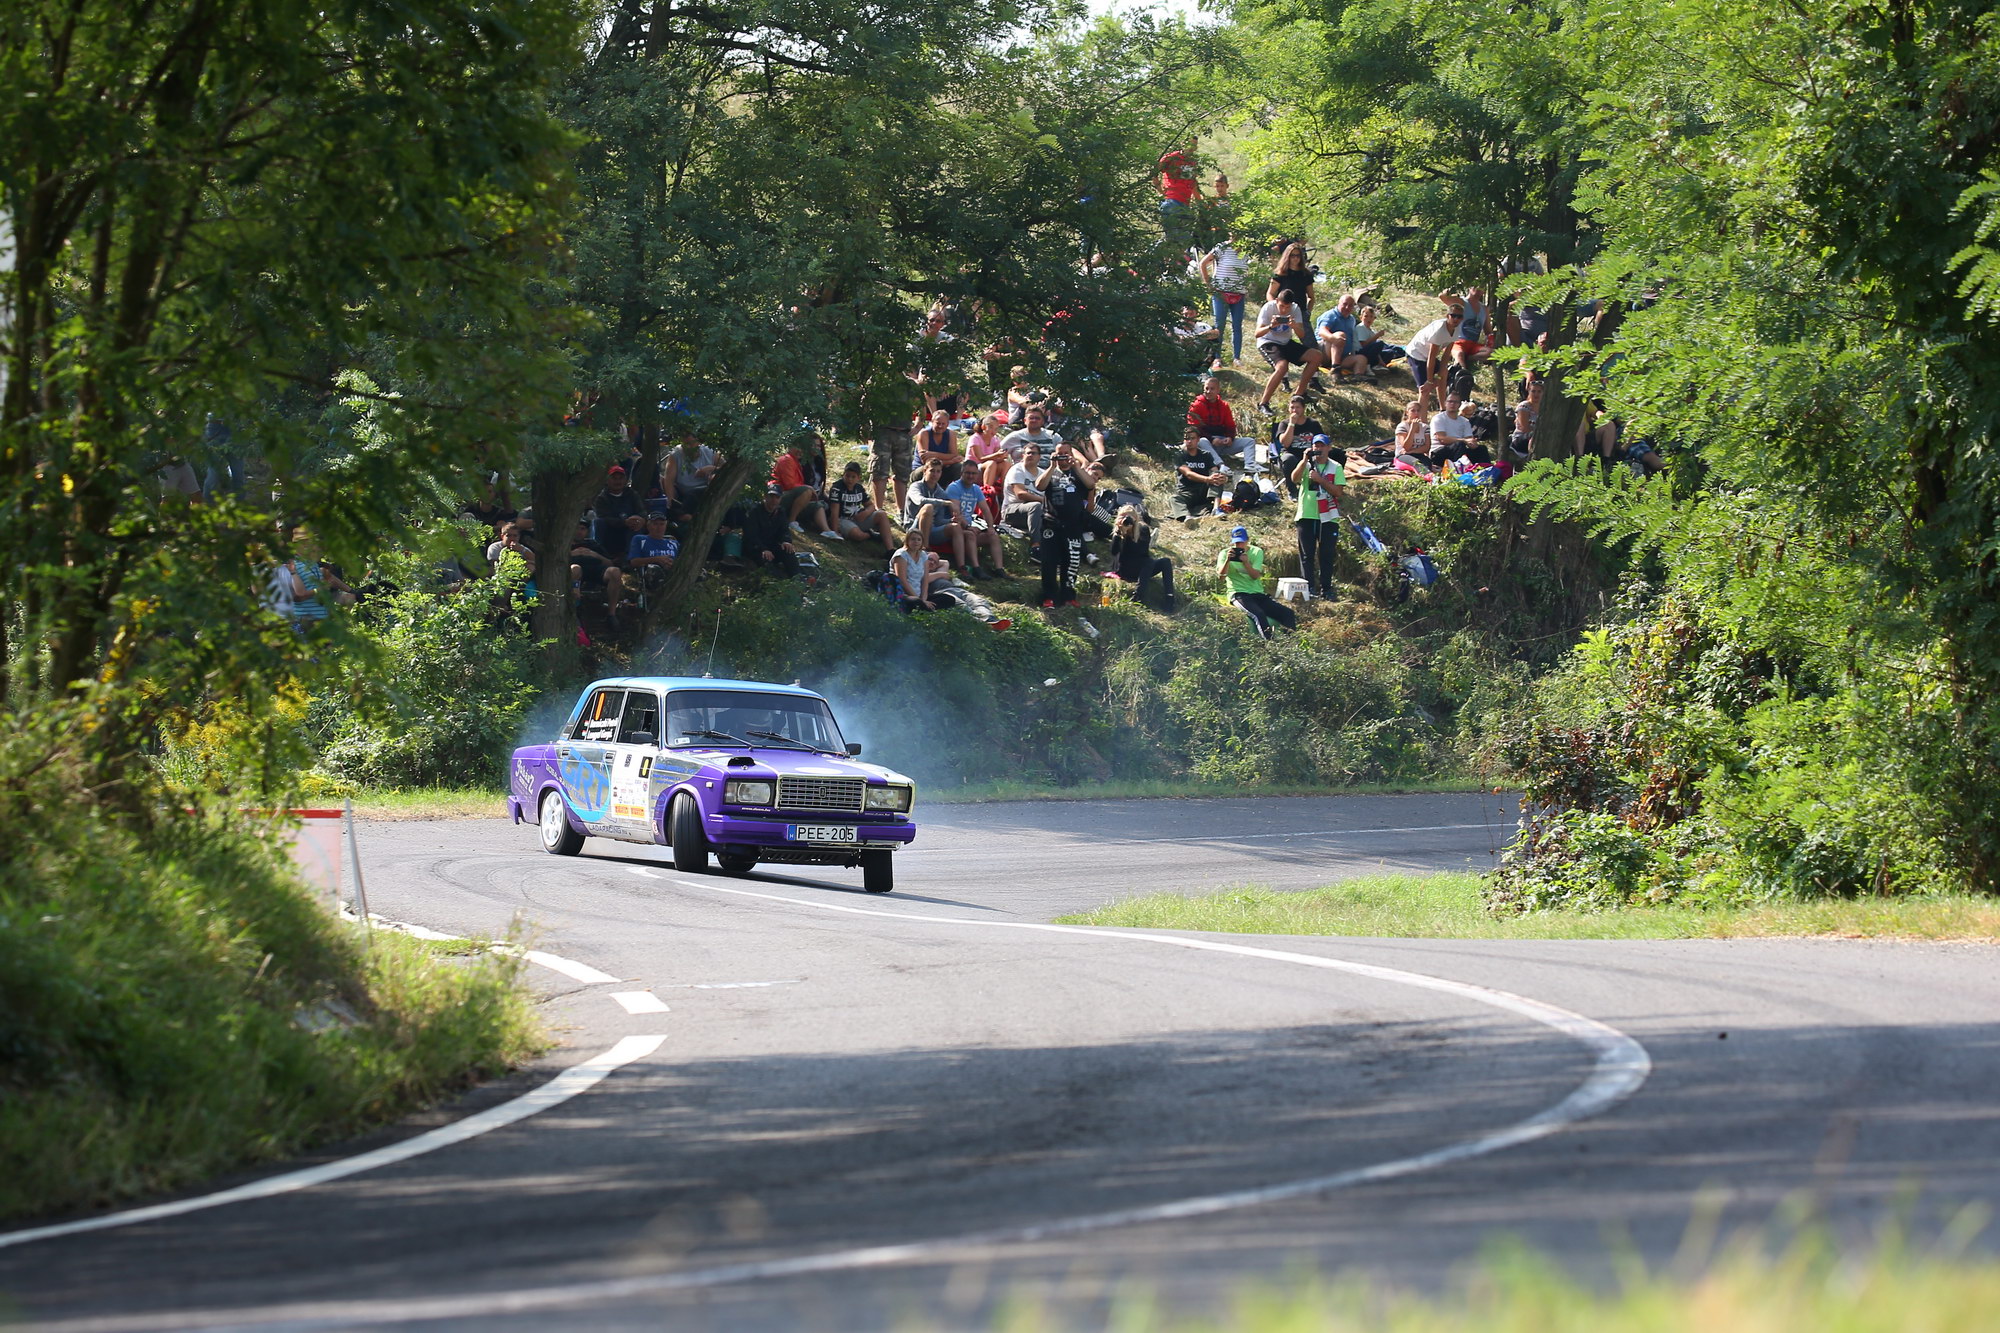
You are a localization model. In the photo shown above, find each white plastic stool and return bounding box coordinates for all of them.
[1274,577,1311,605]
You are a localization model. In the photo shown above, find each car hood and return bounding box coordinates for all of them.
[664,747,914,787]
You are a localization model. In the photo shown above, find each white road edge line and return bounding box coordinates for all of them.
[609,991,671,1015]
[0,1035,666,1255]
[517,949,622,985]
[44,871,1651,1333]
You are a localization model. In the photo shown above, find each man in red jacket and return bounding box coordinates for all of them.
[1185,376,1254,465]
[1157,137,1201,256]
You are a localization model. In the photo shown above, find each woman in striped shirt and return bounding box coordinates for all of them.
[1200,235,1250,364]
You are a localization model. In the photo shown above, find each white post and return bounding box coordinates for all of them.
[343,798,372,941]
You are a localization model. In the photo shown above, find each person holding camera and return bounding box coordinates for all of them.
[1036,442,1093,608]
[1111,504,1175,611]
[1216,525,1295,640]
[1291,436,1346,599]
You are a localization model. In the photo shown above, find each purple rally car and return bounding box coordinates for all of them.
[508,676,917,894]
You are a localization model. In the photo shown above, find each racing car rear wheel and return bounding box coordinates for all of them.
[670,794,710,872]
[539,790,584,857]
[861,849,894,894]
[717,854,758,876]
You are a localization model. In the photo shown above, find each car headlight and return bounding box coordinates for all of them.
[866,784,913,812]
[724,780,774,806]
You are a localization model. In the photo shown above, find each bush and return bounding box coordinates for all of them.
[0,769,540,1221]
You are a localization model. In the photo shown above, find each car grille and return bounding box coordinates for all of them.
[776,776,866,812]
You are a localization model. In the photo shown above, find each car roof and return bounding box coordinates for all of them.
[584,676,827,701]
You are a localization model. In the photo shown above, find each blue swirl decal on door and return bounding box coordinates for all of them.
[560,750,614,823]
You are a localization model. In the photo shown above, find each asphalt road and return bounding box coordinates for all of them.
[6,794,1998,1332]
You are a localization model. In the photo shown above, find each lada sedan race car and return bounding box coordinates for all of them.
[508,677,917,894]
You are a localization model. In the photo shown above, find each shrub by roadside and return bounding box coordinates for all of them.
[0,790,540,1224]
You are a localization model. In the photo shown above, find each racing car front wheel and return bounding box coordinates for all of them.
[717,855,758,876]
[539,790,584,857]
[861,849,894,894]
[670,794,710,872]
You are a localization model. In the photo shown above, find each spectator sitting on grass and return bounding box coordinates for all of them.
[891,510,954,610]
[1354,304,1401,367]
[966,413,1012,489]
[1111,504,1175,611]
[1253,291,1326,415]
[1000,405,1063,462]
[914,408,962,477]
[1395,398,1434,474]
[946,459,1009,580]
[570,519,629,619]
[906,457,969,572]
[772,439,840,539]
[1170,433,1229,521]
[1186,375,1254,463]
[1314,292,1376,381]
[828,460,895,554]
[1002,442,1048,557]
[743,483,799,578]
[1217,524,1295,640]
[1429,394,1476,463]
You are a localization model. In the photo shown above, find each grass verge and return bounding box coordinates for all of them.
[1056,872,2000,941]
[992,1232,2000,1332]
[345,786,507,820]
[0,801,543,1224]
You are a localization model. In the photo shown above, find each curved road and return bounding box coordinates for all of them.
[5,794,1998,1331]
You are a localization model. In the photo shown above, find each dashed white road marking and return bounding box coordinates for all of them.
[682,979,802,990]
[46,870,1649,1331]
[609,991,670,1015]
[0,1035,667,1255]
[520,950,622,985]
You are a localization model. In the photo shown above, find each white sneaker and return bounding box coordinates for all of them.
[819,529,841,540]
[789,521,805,534]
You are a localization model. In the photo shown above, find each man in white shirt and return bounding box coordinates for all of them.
[1002,442,1049,558]
[1401,314,1453,409]
[1429,395,1476,458]
[999,406,1063,461]
[1253,293,1326,415]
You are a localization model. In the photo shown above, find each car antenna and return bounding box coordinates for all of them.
[703,606,721,678]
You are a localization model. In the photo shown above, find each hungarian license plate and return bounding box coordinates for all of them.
[787,823,857,843]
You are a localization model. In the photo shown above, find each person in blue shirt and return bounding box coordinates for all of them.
[626,513,680,595]
[1313,292,1375,380]
[945,459,1010,581]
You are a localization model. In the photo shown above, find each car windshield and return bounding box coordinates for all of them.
[664,689,846,753]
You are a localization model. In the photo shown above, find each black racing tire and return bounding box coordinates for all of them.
[861,849,894,894]
[539,790,584,857]
[717,854,758,876]
[670,794,710,873]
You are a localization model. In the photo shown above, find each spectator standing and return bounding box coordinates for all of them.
[1005,366,1038,426]
[1111,505,1175,611]
[1169,434,1229,521]
[1253,292,1325,414]
[1217,526,1295,640]
[743,483,800,578]
[1401,310,1455,408]
[1157,136,1202,254]
[871,414,916,517]
[1271,394,1326,495]
[946,460,1009,580]
[1199,235,1251,365]
[1290,437,1346,599]
[1037,443,1092,608]
[1186,376,1255,463]
[1266,243,1316,327]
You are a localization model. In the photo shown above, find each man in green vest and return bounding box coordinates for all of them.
[1216,524,1296,640]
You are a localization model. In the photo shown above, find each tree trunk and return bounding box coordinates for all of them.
[637,452,758,641]
[529,464,612,676]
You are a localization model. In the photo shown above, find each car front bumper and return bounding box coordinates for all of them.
[706,813,916,854]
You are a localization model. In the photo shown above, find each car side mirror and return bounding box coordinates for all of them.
[846,743,863,756]
[628,731,655,747]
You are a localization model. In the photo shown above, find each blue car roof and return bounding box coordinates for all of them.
[584,676,826,701]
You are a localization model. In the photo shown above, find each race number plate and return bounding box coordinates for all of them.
[787,824,858,843]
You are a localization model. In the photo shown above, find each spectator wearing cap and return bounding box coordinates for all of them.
[1217,525,1295,639]
[1170,432,1229,521]
[743,483,799,577]
[626,511,680,601]
[771,439,840,539]
[593,464,645,544]
[1186,377,1254,464]
[1291,437,1346,599]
